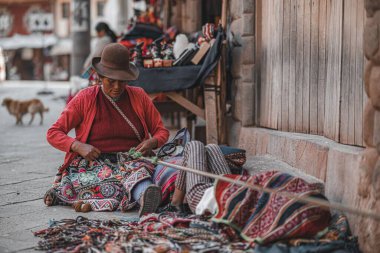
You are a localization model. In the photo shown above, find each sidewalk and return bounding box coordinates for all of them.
[0,82,138,252]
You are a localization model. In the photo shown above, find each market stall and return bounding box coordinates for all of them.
[125,0,228,144]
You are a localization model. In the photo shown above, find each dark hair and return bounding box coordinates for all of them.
[95,22,117,42]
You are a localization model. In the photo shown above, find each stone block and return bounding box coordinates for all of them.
[242,36,255,64]
[231,47,243,79]
[364,100,375,147]
[369,64,380,109]
[365,0,380,18]
[237,127,364,181]
[325,146,362,235]
[364,11,380,64]
[364,62,372,97]
[242,64,254,82]
[243,0,255,14]
[374,111,380,152]
[358,148,378,198]
[243,14,255,36]
[233,81,255,126]
[372,158,380,199]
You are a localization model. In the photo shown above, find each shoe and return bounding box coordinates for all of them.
[138,185,162,217]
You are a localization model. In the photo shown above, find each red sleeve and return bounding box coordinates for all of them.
[140,90,169,147]
[46,94,83,153]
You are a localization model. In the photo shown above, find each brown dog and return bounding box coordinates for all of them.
[1,97,49,125]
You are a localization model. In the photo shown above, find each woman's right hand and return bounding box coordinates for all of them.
[70,141,101,161]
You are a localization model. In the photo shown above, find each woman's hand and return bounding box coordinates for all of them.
[136,138,158,156]
[71,141,101,161]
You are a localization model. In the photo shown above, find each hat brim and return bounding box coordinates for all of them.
[92,57,139,81]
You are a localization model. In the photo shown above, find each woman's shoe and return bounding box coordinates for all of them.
[139,185,162,217]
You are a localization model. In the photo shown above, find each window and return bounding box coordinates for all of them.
[97,1,105,17]
[62,2,70,19]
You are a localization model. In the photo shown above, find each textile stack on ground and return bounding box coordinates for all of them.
[33,212,359,253]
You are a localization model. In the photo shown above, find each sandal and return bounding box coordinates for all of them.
[43,188,59,206]
[73,201,92,213]
[139,185,162,217]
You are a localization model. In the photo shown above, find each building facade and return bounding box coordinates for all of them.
[171,0,378,251]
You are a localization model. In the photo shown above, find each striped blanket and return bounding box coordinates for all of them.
[212,171,331,245]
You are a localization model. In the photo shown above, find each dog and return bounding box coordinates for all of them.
[1,97,49,125]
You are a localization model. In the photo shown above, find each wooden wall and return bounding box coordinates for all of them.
[257,0,367,146]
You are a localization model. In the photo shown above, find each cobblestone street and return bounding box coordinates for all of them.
[0,82,137,252]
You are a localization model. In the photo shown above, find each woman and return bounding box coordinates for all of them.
[83,22,117,70]
[44,43,169,217]
[173,141,331,244]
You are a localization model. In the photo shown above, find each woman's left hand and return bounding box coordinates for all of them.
[136,138,158,156]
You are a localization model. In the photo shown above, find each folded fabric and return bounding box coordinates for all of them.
[212,171,331,245]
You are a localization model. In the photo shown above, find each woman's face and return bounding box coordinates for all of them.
[97,30,106,38]
[100,76,127,98]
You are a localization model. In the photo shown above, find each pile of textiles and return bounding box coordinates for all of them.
[34,212,360,253]
[33,212,252,253]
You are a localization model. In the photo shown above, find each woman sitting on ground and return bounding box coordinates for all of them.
[172,141,331,244]
[44,43,169,216]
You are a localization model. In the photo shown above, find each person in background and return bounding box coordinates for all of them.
[83,22,118,70]
[44,43,169,217]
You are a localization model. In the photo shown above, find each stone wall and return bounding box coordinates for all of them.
[229,0,255,126]
[356,0,380,251]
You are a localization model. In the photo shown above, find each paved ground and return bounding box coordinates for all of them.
[0,81,138,253]
[0,81,321,253]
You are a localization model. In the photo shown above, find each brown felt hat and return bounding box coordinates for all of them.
[92,43,139,81]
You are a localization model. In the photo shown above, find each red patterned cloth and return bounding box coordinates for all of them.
[212,171,331,245]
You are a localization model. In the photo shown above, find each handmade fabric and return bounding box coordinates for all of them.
[87,90,144,153]
[153,142,247,208]
[47,84,169,184]
[52,154,154,211]
[157,127,191,160]
[212,171,331,245]
[176,141,231,212]
[255,213,360,253]
[153,156,183,206]
[33,213,357,253]
[202,23,216,41]
[219,145,247,174]
[34,213,252,253]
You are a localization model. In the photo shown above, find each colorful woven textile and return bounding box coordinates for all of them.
[153,146,248,206]
[153,156,183,206]
[212,171,331,245]
[255,213,360,252]
[33,213,358,253]
[33,213,253,253]
[52,155,154,211]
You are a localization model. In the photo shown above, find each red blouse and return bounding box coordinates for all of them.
[87,90,144,153]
